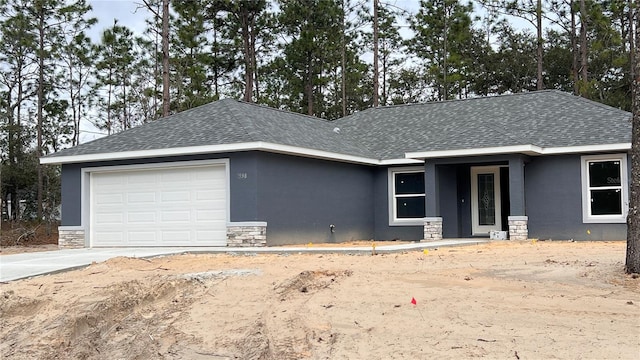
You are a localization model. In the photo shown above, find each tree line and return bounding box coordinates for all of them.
[0,0,634,221]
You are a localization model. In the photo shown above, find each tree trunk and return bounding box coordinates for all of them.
[579,0,588,87]
[162,0,170,117]
[571,0,579,94]
[251,15,259,102]
[37,5,44,221]
[536,0,544,90]
[241,10,253,102]
[306,51,314,116]
[627,1,640,274]
[373,0,379,107]
[630,0,635,101]
[342,0,348,115]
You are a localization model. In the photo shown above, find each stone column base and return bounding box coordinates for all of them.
[227,222,267,247]
[422,217,443,241]
[508,216,528,241]
[58,227,86,249]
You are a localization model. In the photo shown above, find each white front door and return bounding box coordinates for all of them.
[471,166,502,235]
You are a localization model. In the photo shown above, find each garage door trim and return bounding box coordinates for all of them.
[81,159,230,247]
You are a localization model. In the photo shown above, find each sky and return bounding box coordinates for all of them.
[80,0,533,143]
[88,0,148,40]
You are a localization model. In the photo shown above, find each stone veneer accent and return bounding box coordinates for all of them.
[422,217,443,241]
[508,216,528,241]
[227,222,267,247]
[58,227,86,249]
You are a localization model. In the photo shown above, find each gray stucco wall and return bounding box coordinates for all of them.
[60,163,83,226]
[525,153,628,240]
[438,166,459,238]
[255,152,375,245]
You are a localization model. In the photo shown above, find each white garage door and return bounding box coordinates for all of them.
[90,164,227,247]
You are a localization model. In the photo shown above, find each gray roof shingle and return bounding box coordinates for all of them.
[46,98,376,159]
[45,90,631,162]
[334,90,631,159]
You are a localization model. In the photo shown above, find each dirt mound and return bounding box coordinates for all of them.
[1,277,203,359]
[274,270,353,299]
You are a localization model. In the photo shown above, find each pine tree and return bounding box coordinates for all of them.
[275,0,344,116]
[408,0,476,100]
[1,0,39,220]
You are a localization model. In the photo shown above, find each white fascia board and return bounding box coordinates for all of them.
[405,145,542,159]
[541,143,631,155]
[404,143,632,160]
[380,158,424,165]
[40,142,263,165]
[40,141,397,166]
[258,142,380,165]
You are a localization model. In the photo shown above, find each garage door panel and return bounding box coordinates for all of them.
[161,191,191,202]
[195,210,218,221]
[160,210,192,222]
[127,211,156,223]
[96,193,124,205]
[195,190,218,201]
[162,231,192,242]
[160,170,188,182]
[91,164,227,247]
[95,213,123,225]
[95,173,124,186]
[127,192,156,204]
[95,231,124,243]
[128,231,157,242]
[196,230,225,241]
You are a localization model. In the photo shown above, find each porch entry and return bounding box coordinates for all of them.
[470,166,509,235]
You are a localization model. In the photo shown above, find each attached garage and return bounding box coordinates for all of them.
[89,161,228,247]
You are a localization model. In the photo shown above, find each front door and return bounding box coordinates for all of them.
[471,166,502,235]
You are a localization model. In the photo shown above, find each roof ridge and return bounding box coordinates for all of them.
[366,90,558,111]
[234,99,333,123]
[224,99,258,142]
[555,91,631,116]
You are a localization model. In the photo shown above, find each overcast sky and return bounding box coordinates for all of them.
[88,0,148,39]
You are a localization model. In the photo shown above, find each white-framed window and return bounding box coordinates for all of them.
[581,154,628,223]
[388,167,425,226]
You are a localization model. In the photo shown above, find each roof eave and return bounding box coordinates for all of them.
[405,145,542,159]
[405,143,631,159]
[40,142,421,166]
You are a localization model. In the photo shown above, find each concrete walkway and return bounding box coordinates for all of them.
[0,239,487,282]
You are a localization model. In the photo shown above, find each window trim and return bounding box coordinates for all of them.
[388,167,425,226]
[581,154,628,223]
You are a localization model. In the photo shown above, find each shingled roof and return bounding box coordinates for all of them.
[43,90,631,165]
[44,98,377,160]
[334,90,631,160]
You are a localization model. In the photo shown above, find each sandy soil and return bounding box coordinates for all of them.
[1,241,638,359]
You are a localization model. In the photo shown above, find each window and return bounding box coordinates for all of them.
[581,154,628,223]
[389,167,425,225]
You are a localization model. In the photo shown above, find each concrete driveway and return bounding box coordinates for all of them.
[0,239,486,282]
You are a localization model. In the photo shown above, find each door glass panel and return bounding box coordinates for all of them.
[477,174,495,225]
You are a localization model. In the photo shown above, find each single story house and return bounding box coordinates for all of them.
[41,90,632,248]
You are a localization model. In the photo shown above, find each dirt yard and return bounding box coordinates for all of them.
[1,241,638,359]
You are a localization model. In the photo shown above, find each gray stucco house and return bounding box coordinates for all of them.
[41,90,632,248]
